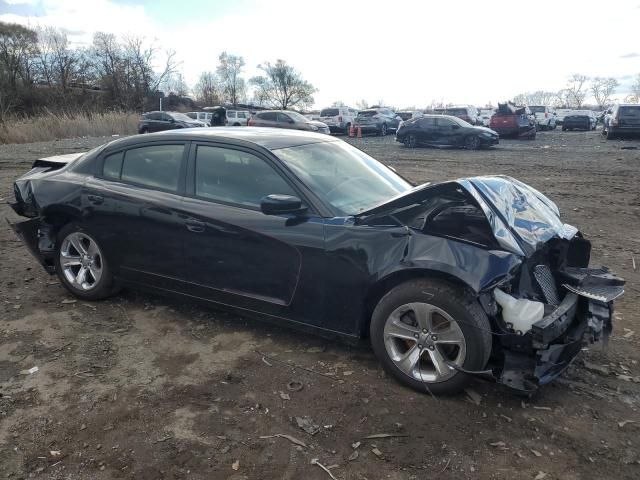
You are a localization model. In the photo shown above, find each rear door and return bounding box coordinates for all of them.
[83,142,190,289]
[180,142,327,321]
[417,117,436,144]
[434,117,459,145]
[618,106,640,128]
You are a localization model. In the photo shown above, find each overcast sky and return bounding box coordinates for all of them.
[2,0,639,108]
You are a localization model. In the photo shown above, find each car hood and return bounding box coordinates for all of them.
[308,120,328,128]
[474,126,499,135]
[356,175,577,257]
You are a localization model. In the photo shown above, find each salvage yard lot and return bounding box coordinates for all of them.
[1,130,639,479]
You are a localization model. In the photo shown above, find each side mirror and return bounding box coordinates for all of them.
[261,194,306,216]
[169,117,175,123]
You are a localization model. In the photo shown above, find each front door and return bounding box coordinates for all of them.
[180,143,327,324]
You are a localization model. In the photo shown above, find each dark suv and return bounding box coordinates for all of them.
[138,111,206,134]
[396,115,499,149]
[603,104,640,139]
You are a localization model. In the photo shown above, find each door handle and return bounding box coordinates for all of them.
[185,219,205,233]
[87,194,104,205]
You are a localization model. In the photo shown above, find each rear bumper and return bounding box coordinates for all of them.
[6,217,56,274]
[609,126,640,136]
[563,121,590,130]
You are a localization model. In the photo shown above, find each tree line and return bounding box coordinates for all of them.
[512,73,640,110]
[0,20,317,123]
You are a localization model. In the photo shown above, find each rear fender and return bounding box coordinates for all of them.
[7,217,56,273]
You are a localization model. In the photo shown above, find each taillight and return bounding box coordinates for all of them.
[338,116,342,123]
[248,118,254,126]
[545,112,548,118]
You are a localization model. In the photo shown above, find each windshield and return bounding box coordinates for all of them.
[449,116,472,127]
[528,106,545,113]
[357,110,377,117]
[274,141,412,215]
[169,112,195,122]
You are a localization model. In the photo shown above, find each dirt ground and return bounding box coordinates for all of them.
[1,129,639,480]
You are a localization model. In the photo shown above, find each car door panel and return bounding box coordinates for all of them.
[181,143,328,326]
[82,142,189,289]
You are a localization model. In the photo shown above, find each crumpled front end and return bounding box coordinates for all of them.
[486,238,624,393]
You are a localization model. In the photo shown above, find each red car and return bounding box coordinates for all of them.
[490,103,536,139]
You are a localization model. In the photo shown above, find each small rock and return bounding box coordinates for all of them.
[531,449,542,457]
[535,472,547,480]
[371,447,383,458]
[348,450,359,461]
[279,392,290,401]
[232,460,239,470]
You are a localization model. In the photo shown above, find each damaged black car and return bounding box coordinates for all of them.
[8,128,624,395]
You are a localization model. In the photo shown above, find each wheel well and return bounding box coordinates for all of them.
[42,209,81,236]
[361,269,475,338]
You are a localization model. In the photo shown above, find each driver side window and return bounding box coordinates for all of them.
[277,113,292,123]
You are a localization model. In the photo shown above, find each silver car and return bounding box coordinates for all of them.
[248,110,330,134]
[353,108,401,136]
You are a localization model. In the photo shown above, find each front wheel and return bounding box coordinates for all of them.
[465,135,481,150]
[379,123,388,136]
[370,279,492,395]
[54,223,118,301]
[403,134,417,148]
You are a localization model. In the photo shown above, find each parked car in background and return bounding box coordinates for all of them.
[555,109,573,126]
[354,108,400,136]
[478,109,495,127]
[562,111,597,131]
[227,110,251,126]
[603,104,640,139]
[248,110,330,134]
[396,114,499,149]
[319,106,358,135]
[186,112,213,126]
[138,111,207,134]
[396,111,424,121]
[10,128,623,395]
[490,103,536,139]
[433,105,481,125]
[529,106,556,130]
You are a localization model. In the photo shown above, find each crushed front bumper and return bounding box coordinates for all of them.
[489,267,623,393]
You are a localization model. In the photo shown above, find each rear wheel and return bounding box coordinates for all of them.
[370,279,492,395]
[54,223,118,301]
[465,135,481,150]
[379,123,388,136]
[403,134,417,148]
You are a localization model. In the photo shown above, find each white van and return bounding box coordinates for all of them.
[227,110,251,126]
[319,106,358,135]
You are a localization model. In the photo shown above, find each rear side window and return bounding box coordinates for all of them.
[619,106,640,118]
[321,108,339,116]
[103,151,123,178]
[194,146,296,208]
[418,118,436,127]
[277,113,292,123]
[258,112,277,121]
[119,144,184,192]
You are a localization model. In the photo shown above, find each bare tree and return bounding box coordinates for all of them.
[355,99,368,110]
[162,72,188,96]
[216,52,245,106]
[194,71,222,105]
[565,74,589,108]
[331,100,345,107]
[0,21,38,91]
[626,73,640,103]
[590,77,619,109]
[37,27,80,92]
[249,59,316,110]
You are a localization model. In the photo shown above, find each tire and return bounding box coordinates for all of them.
[344,123,351,136]
[465,135,481,150]
[370,278,492,395]
[233,122,241,126]
[403,134,417,148]
[606,129,616,140]
[139,127,148,134]
[380,123,388,136]
[54,223,118,301]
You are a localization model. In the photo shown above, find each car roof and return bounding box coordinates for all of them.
[103,127,337,151]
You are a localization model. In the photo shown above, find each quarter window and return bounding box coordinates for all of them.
[119,144,184,191]
[195,146,296,208]
[103,151,123,178]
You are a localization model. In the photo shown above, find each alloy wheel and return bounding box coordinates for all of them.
[383,302,466,383]
[59,232,103,291]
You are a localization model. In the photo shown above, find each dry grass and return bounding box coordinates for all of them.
[0,111,139,144]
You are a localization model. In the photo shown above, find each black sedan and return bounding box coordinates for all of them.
[561,111,597,131]
[9,128,623,395]
[138,111,207,133]
[396,115,499,149]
